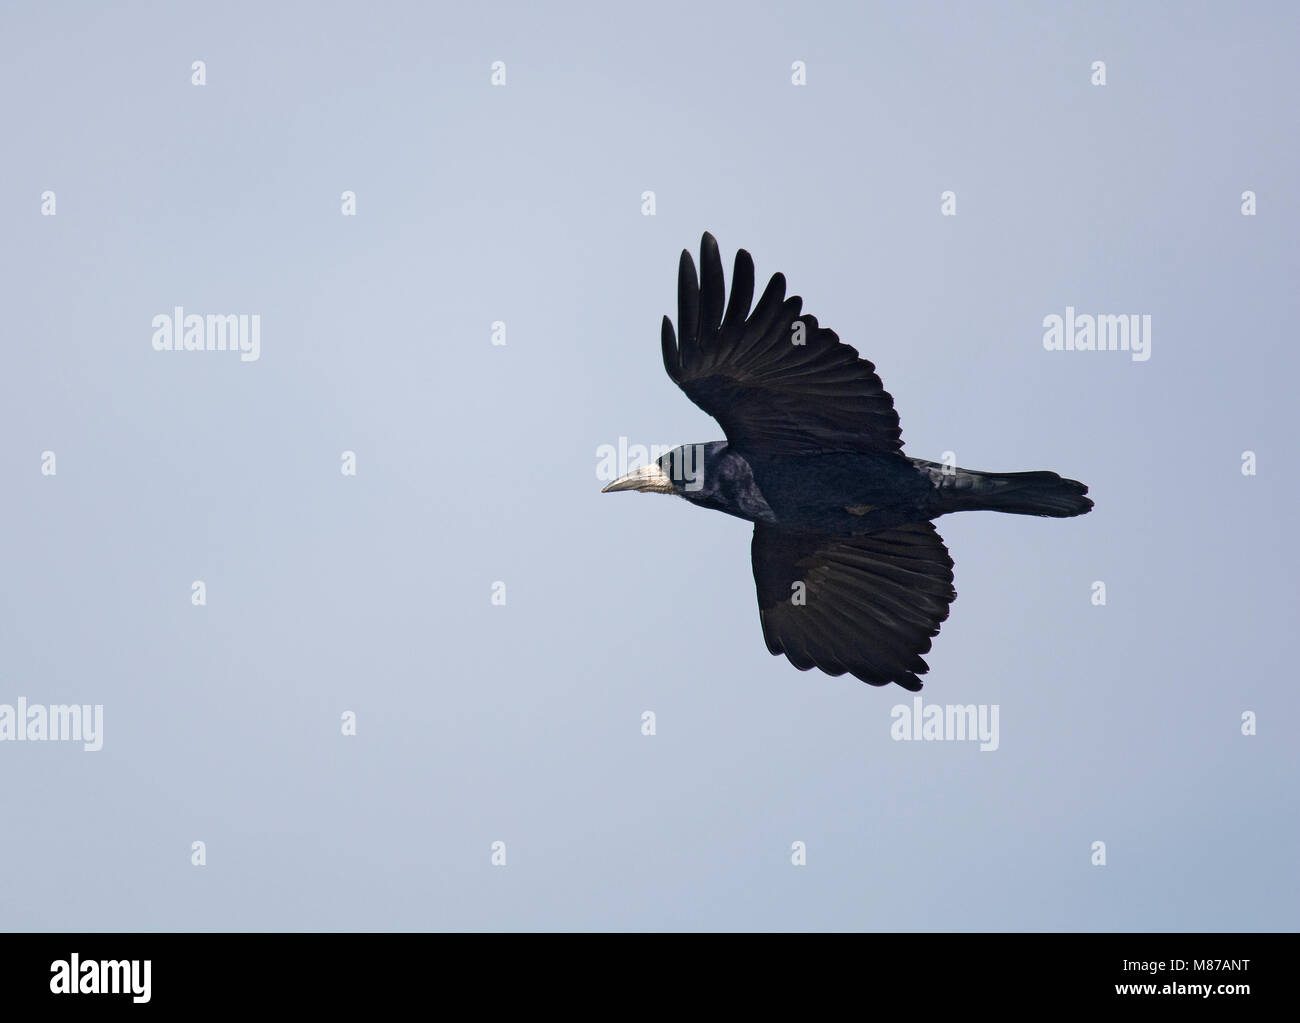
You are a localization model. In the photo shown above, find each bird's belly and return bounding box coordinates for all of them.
[749,453,933,535]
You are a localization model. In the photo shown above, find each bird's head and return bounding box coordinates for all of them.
[600,441,775,525]
[599,442,726,499]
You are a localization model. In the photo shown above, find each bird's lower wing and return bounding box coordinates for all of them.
[751,522,957,691]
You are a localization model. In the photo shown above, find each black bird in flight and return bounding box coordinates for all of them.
[602,233,1092,691]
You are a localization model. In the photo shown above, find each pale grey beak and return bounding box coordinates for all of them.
[601,463,675,494]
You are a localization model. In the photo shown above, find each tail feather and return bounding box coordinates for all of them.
[919,461,1094,518]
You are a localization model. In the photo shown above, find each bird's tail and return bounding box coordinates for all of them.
[918,461,1094,518]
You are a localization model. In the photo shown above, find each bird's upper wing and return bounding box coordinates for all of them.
[661,233,903,455]
[751,521,956,691]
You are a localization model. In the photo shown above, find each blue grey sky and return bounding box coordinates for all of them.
[1,0,1296,931]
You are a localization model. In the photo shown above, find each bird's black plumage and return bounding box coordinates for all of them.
[662,235,904,456]
[605,233,1093,691]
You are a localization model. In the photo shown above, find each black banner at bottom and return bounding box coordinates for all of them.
[0,931,1282,1010]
